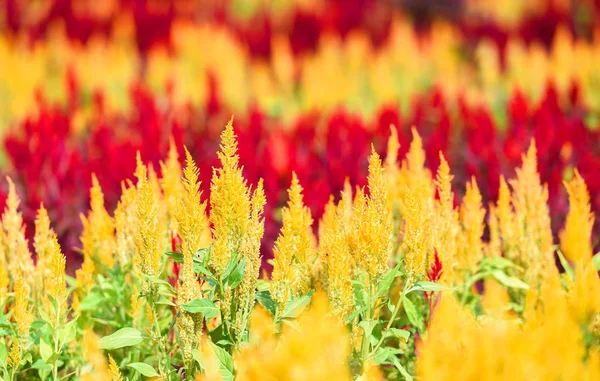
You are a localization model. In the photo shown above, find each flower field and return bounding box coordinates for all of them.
[0,1,600,380]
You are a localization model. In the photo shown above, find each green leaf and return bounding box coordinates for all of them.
[221,254,240,282]
[386,328,410,341]
[370,347,390,365]
[352,278,369,310]
[256,290,277,316]
[31,359,52,370]
[481,256,518,270]
[227,257,246,289]
[402,296,423,332]
[39,338,53,363]
[405,281,446,295]
[376,265,400,298]
[58,318,78,348]
[194,247,211,265]
[280,291,314,320]
[156,296,176,306]
[142,274,176,293]
[556,249,575,280]
[77,292,104,312]
[208,340,234,381]
[492,270,529,290]
[0,341,7,366]
[180,298,219,318]
[389,356,413,381]
[592,253,600,271]
[165,251,184,263]
[127,362,159,377]
[99,327,144,350]
[359,320,377,339]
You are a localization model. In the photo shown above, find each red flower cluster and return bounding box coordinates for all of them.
[3,80,599,270]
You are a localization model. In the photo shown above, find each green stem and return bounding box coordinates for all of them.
[372,282,409,354]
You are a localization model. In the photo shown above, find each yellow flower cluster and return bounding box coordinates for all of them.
[0,119,598,380]
[3,17,600,128]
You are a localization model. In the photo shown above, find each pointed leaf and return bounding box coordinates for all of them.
[127,362,159,377]
[280,291,314,320]
[99,328,144,350]
[180,298,219,318]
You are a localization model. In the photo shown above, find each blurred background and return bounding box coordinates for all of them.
[1,0,599,270]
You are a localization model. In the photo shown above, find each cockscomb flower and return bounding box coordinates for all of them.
[433,152,459,284]
[176,147,208,364]
[509,141,554,281]
[401,187,429,283]
[210,118,252,276]
[13,272,33,349]
[398,129,435,222]
[2,177,34,284]
[319,198,354,321]
[458,177,485,274]
[114,180,137,265]
[236,179,266,333]
[108,354,123,381]
[81,330,110,381]
[134,153,164,292]
[80,174,116,270]
[235,292,351,381]
[272,172,316,309]
[210,118,266,338]
[45,234,67,318]
[560,169,594,262]
[33,204,54,300]
[161,138,185,236]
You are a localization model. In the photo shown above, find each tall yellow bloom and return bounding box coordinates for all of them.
[401,187,429,282]
[235,292,351,381]
[134,153,163,291]
[458,177,485,274]
[508,141,553,281]
[160,138,185,236]
[433,152,460,283]
[560,169,594,262]
[2,177,34,284]
[81,174,116,269]
[319,199,354,321]
[209,118,266,337]
[114,180,137,265]
[13,273,33,348]
[176,147,208,364]
[45,235,67,317]
[357,147,393,280]
[81,330,110,381]
[272,172,315,308]
[209,118,252,275]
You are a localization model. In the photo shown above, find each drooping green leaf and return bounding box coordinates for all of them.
[376,264,400,298]
[142,274,176,293]
[386,328,410,341]
[99,327,144,350]
[256,290,277,316]
[39,338,53,363]
[492,270,529,290]
[556,249,575,280]
[227,257,246,288]
[208,340,234,381]
[402,296,423,332]
[370,347,390,365]
[405,281,446,295]
[58,318,78,348]
[165,251,184,263]
[592,253,600,271]
[127,362,160,377]
[389,356,414,381]
[180,298,219,318]
[280,291,314,320]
